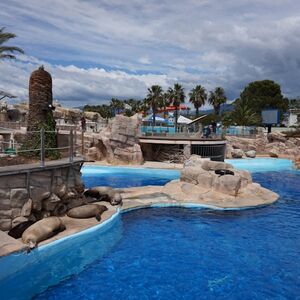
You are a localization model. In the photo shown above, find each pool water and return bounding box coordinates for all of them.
[81,166,180,188]
[35,166,300,299]
[1,159,299,299]
[226,158,294,173]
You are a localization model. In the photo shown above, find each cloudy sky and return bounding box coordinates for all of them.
[1,0,300,107]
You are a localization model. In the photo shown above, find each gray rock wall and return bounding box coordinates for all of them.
[0,161,84,231]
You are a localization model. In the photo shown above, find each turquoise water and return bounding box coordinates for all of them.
[81,166,180,188]
[0,159,299,299]
[226,158,294,173]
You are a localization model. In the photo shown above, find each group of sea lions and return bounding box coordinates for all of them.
[7,186,122,250]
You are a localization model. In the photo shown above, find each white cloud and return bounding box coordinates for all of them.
[1,0,300,106]
[0,56,173,105]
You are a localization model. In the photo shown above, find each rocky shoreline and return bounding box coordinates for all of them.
[0,156,279,257]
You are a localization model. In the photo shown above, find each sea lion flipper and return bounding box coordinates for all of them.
[95,214,101,222]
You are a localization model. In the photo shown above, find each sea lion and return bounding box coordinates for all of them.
[84,187,122,206]
[111,192,122,205]
[67,204,108,221]
[8,221,35,239]
[215,169,235,176]
[84,187,111,202]
[22,217,66,249]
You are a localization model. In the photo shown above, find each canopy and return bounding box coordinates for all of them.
[177,115,192,124]
[142,114,167,123]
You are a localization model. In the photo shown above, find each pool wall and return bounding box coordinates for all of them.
[0,158,84,232]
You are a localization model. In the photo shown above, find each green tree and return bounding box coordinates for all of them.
[0,27,24,59]
[189,85,207,117]
[84,104,113,119]
[240,80,288,118]
[110,98,124,115]
[208,87,227,116]
[168,83,185,130]
[159,92,171,119]
[223,98,261,127]
[145,85,163,125]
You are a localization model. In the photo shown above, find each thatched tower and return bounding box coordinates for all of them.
[27,65,53,131]
[23,66,59,159]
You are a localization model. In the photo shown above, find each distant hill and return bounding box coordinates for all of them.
[197,103,234,115]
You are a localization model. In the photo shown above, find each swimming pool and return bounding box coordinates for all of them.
[226,158,294,173]
[0,159,299,299]
[81,165,180,188]
[81,159,295,190]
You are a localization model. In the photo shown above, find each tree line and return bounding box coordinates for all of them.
[84,84,227,127]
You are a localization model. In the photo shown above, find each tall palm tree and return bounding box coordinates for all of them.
[145,85,163,125]
[0,27,24,59]
[208,87,227,116]
[110,98,124,115]
[168,83,185,130]
[189,85,207,117]
[159,92,171,119]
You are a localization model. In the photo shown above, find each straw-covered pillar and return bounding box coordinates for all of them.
[23,66,59,159]
[27,65,53,131]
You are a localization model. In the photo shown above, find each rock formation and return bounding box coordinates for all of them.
[121,156,279,209]
[226,132,300,159]
[86,115,143,164]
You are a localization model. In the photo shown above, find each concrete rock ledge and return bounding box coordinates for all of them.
[121,156,279,209]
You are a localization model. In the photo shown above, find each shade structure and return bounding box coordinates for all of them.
[177,115,192,124]
[142,114,167,123]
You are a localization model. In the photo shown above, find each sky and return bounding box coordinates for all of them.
[0,0,300,108]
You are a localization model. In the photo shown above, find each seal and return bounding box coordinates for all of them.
[84,186,122,206]
[67,204,108,221]
[84,187,112,202]
[22,217,66,249]
[215,169,235,176]
[8,221,35,239]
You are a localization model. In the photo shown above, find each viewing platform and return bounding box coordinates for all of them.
[138,133,226,161]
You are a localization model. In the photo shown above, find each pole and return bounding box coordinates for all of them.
[81,129,84,156]
[74,126,77,157]
[69,129,74,163]
[40,128,45,167]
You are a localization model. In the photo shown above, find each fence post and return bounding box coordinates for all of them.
[69,129,74,163]
[74,126,77,157]
[40,128,45,167]
[81,129,84,156]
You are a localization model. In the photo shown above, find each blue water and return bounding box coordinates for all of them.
[1,159,299,299]
[81,166,180,188]
[226,158,294,173]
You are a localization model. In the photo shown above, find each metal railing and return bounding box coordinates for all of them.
[191,144,226,161]
[0,127,84,167]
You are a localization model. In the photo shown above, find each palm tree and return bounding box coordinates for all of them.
[227,97,261,126]
[168,83,185,131]
[110,98,124,115]
[145,85,163,125]
[0,27,24,59]
[208,87,227,116]
[189,85,207,117]
[159,92,171,119]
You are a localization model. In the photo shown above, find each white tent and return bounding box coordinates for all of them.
[142,114,167,122]
[177,115,192,124]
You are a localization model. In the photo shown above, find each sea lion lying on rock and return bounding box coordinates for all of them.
[84,186,122,206]
[8,221,35,239]
[22,217,66,249]
[215,169,235,176]
[67,204,108,221]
